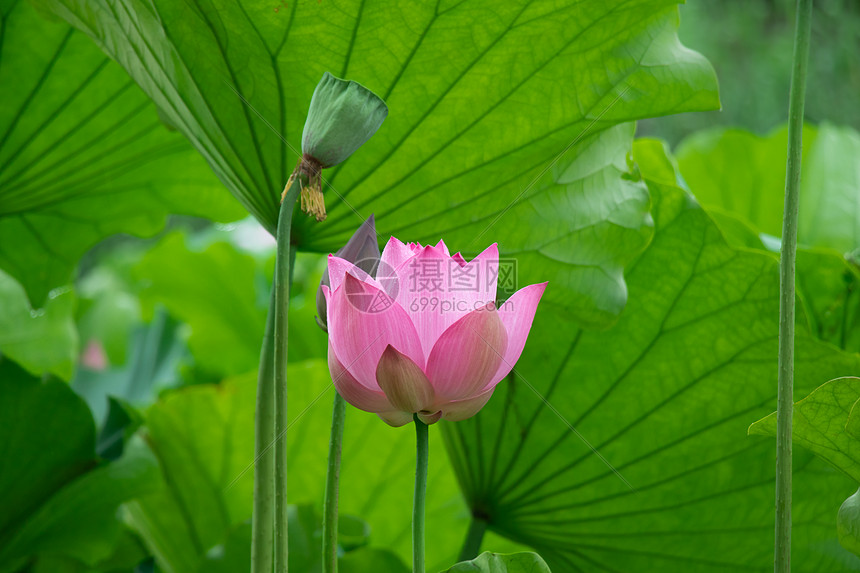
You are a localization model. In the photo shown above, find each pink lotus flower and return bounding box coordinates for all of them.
[321,237,546,426]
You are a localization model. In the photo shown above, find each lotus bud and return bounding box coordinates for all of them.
[316,214,380,332]
[285,73,388,221]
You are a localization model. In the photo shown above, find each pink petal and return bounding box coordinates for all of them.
[380,237,416,274]
[327,274,424,391]
[392,243,499,356]
[377,411,413,427]
[451,252,467,267]
[425,304,508,400]
[469,242,499,301]
[487,282,547,389]
[432,239,450,256]
[327,254,380,293]
[376,345,436,413]
[81,339,108,371]
[440,387,495,422]
[328,344,394,413]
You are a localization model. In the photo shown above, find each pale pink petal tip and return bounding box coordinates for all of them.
[380,236,415,271]
[327,254,376,293]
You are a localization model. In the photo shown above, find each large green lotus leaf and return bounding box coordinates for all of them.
[656,177,860,356]
[132,232,326,377]
[39,0,718,327]
[659,135,860,356]
[676,122,860,254]
[0,268,77,380]
[442,552,550,573]
[750,377,860,483]
[0,358,158,570]
[441,139,860,571]
[127,360,469,572]
[0,0,243,308]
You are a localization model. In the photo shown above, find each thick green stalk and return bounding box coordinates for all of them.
[413,416,429,573]
[274,179,301,573]
[322,392,347,572]
[251,288,276,573]
[775,1,812,572]
[458,516,487,562]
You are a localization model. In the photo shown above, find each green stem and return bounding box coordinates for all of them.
[776,1,812,572]
[458,516,487,562]
[322,392,346,573]
[413,415,429,573]
[251,288,276,573]
[274,179,301,573]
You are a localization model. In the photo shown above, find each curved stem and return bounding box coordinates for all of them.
[251,289,276,573]
[322,391,346,573]
[775,1,812,572]
[458,516,487,562]
[413,415,429,573]
[274,179,301,573]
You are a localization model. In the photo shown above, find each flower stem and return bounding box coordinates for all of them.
[322,391,346,573]
[251,289,276,573]
[274,178,301,573]
[413,415,429,573]
[458,516,487,562]
[776,1,812,572]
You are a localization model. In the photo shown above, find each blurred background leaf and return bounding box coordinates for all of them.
[676,123,860,254]
[0,358,158,572]
[0,269,77,380]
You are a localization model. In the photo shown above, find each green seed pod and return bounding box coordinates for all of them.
[302,72,388,169]
[290,72,387,221]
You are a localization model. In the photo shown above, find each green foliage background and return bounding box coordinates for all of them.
[0,0,858,572]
